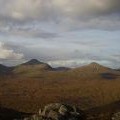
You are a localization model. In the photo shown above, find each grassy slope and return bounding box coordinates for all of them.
[0,63,120,119]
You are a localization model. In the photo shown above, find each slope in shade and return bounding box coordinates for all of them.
[22,59,44,65]
[0,64,13,74]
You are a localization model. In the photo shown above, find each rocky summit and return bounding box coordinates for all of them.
[22,103,86,120]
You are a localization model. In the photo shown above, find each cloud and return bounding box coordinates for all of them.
[1,0,120,19]
[0,0,120,32]
[3,26,58,39]
[0,0,120,68]
[0,42,24,59]
[0,22,59,39]
[0,38,119,68]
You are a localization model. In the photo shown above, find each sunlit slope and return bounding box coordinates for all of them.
[13,59,52,76]
[72,62,111,73]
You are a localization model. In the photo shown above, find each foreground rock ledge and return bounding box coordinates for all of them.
[112,112,120,120]
[22,103,86,120]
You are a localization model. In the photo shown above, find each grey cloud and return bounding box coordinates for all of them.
[9,29,58,39]
[0,24,59,39]
[0,0,120,32]
[0,40,120,68]
[0,0,120,68]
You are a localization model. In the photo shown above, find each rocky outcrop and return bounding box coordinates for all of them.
[23,103,86,120]
[111,112,120,120]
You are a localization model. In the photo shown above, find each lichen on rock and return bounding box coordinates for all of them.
[22,103,86,120]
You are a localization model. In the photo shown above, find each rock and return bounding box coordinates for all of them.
[40,103,85,120]
[40,103,62,117]
[47,110,60,120]
[23,115,43,120]
[59,105,68,115]
[112,112,120,120]
[23,103,86,120]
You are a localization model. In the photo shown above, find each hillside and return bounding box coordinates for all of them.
[0,61,120,120]
[0,64,13,75]
[12,59,53,76]
[21,59,45,65]
[72,62,111,73]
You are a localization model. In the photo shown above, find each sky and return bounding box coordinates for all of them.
[0,0,120,68]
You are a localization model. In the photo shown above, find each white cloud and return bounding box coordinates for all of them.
[0,42,24,59]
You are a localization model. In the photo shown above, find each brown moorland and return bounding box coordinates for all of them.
[0,59,120,120]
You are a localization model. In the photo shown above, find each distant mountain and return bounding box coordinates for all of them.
[54,67,70,71]
[13,59,53,75]
[72,62,111,73]
[22,59,44,65]
[0,64,11,74]
[116,69,120,71]
[0,60,118,78]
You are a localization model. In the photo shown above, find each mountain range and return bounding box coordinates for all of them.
[0,59,117,74]
[0,59,120,81]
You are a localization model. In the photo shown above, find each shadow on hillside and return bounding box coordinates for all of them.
[0,106,32,120]
[0,101,120,120]
[100,73,119,80]
[85,100,120,120]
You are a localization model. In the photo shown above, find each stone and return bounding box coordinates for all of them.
[41,103,61,116]
[112,112,120,120]
[22,103,86,120]
[47,110,60,120]
[59,105,68,115]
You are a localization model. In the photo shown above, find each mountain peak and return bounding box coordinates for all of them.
[73,62,111,73]
[22,59,43,65]
[89,62,106,68]
[89,62,100,66]
[87,62,111,72]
